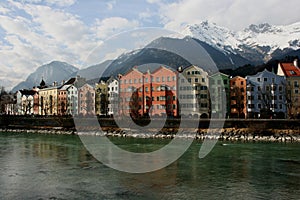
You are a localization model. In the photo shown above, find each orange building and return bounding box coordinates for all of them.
[119,66,178,118]
[230,76,247,118]
[58,85,70,115]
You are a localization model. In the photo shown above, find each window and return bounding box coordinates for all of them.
[188,78,191,83]
[172,76,176,81]
[162,77,165,82]
[258,95,262,100]
[145,78,148,83]
[210,79,215,85]
[156,77,160,82]
[264,78,268,82]
[187,71,190,75]
[195,78,199,83]
[167,76,170,82]
[223,80,228,85]
[181,79,185,83]
[257,78,261,82]
[202,78,205,83]
[134,79,137,83]
[217,80,221,84]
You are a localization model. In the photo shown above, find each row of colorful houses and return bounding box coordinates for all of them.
[2,59,300,119]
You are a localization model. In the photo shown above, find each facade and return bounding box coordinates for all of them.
[150,66,178,117]
[1,93,16,115]
[78,83,95,116]
[178,65,209,118]
[209,72,230,118]
[95,81,108,116]
[277,59,300,118]
[230,76,247,118]
[246,69,286,118]
[58,85,70,115]
[119,66,178,118]
[107,76,119,116]
[66,85,78,116]
[39,83,59,115]
[16,89,38,115]
[119,68,144,117]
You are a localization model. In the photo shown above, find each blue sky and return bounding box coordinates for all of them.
[0,0,299,89]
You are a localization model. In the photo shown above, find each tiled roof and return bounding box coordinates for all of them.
[279,63,300,77]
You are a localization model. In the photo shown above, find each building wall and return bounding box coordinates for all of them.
[39,87,58,115]
[107,77,119,116]
[150,67,178,117]
[246,69,286,118]
[178,65,209,118]
[119,68,144,117]
[58,90,68,115]
[285,77,300,117]
[209,72,230,118]
[230,76,247,118]
[95,81,108,116]
[78,84,95,116]
[66,86,78,116]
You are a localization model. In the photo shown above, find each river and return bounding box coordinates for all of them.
[0,132,299,199]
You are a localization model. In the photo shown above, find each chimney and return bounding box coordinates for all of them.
[294,59,298,68]
[61,80,65,85]
[53,81,57,86]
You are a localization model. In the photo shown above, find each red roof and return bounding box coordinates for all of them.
[279,63,300,77]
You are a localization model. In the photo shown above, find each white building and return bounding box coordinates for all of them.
[178,65,210,118]
[66,85,78,116]
[107,76,119,116]
[246,69,286,118]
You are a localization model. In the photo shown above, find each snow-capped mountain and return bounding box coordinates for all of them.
[180,21,300,63]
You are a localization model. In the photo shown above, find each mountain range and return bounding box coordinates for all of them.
[12,21,300,92]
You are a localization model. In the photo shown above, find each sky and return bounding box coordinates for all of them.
[0,0,300,89]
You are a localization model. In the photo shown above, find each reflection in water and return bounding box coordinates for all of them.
[0,132,299,199]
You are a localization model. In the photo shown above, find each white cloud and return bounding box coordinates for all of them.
[0,2,100,89]
[106,0,116,10]
[158,0,300,31]
[93,17,139,39]
[19,0,76,7]
[103,48,127,61]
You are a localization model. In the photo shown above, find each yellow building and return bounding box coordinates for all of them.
[277,59,300,118]
[39,83,59,115]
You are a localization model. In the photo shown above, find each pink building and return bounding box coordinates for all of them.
[119,66,178,117]
[78,83,95,116]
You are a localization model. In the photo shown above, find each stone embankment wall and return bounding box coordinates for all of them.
[0,116,299,142]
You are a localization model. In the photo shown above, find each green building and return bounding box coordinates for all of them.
[209,72,230,118]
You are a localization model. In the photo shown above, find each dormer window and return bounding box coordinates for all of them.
[289,70,296,75]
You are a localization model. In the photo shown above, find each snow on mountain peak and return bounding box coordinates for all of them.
[181,20,240,54]
[178,21,300,60]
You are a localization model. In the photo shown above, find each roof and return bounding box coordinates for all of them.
[59,84,72,91]
[19,89,38,96]
[279,62,300,77]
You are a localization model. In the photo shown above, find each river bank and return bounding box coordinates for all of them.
[1,127,299,142]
